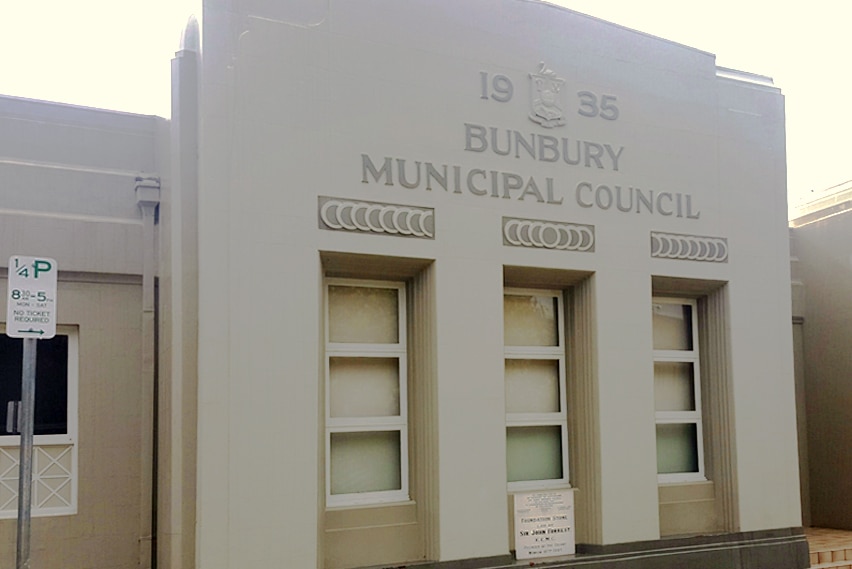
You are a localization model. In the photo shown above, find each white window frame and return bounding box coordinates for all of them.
[653,297,705,484]
[504,288,570,492]
[0,324,78,517]
[324,279,409,507]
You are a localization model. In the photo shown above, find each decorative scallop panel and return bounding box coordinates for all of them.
[319,197,434,239]
[502,217,594,252]
[651,232,728,263]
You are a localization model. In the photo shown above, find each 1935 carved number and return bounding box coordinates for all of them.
[479,71,619,121]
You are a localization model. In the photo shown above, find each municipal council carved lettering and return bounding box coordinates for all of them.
[319,197,434,239]
[503,217,594,252]
[650,232,728,263]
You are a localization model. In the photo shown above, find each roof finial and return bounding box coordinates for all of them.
[180,15,200,53]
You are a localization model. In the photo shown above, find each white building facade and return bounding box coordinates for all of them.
[192,1,804,568]
[0,2,806,569]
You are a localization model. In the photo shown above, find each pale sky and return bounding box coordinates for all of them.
[1,0,847,214]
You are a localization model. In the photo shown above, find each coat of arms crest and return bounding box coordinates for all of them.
[529,62,566,128]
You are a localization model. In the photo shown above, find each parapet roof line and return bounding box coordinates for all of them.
[715,66,775,86]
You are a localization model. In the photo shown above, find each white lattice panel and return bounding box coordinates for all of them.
[0,444,75,516]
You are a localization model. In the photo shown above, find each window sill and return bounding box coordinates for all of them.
[657,473,707,485]
[326,499,416,513]
[508,481,572,494]
[0,434,73,445]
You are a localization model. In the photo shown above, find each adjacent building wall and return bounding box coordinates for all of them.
[791,188,852,530]
[0,95,165,569]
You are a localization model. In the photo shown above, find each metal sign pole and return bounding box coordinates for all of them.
[16,337,36,569]
[6,255,57,569]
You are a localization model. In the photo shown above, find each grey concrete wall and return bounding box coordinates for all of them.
[0,95,164,275]
[792,212,852,530]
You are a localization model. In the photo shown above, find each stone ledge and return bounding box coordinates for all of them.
[359,527,808,569]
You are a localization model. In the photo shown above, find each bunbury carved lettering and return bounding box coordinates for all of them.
[464,123,624,171]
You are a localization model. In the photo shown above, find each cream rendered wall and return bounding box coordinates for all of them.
[715,80,800,530]
[157,23,199,569]
[197,0,798,565]
[196,3,324,564]
[595,269,658,541]
[433,255,507,558]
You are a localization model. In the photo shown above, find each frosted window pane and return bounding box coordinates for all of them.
[505,359,560,413]
[330,431,401,495]
[329,286,398,344]
[504,295,558,346]
[329,358,400,418]
[652,303,692,350]
[656,423,699,474]
[654,362,695,411]
[506,426,563,482]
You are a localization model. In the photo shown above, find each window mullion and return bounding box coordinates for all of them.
[327,344,404,355]
[655,413,700,422]
[504,347,563,357]
[506,412,564,424]
[653,350,698,362]
[328,417,407,429]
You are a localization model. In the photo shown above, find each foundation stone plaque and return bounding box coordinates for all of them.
[513,489,575,560]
